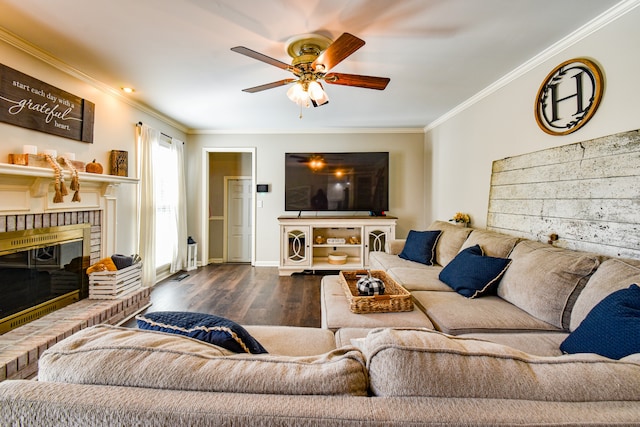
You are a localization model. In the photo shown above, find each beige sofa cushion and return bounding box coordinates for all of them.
[334,327,374,348]
[570,257,640,331]
[412,290,560,334]
[386,238,406,255]
[459,229,520,258]
[460,332,567,356]
[426,220,472,266]
[365,328,640,400]
[244,325,336,356]
[368,250,429,271]
[386,266,452,292]
[38,325,369,396]
[498,240,601,329]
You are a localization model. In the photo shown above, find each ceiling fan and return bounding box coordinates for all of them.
[231,33,390,109]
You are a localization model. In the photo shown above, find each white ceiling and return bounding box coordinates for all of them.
[0,0,623,132]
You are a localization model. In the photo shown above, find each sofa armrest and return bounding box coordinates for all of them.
[386,239,406,255]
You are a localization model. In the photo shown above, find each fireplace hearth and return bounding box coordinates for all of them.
[0,224,91,333]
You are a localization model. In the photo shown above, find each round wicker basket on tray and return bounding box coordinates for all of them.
[338,270,413,314]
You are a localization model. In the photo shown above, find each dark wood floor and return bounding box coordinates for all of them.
[124,264,332,328]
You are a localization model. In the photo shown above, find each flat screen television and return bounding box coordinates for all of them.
[285,152,389,213]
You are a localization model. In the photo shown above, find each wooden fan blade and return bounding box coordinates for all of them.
[324,73,390,90]
[312,33,365,72]
[242,79,296,93]
[231,46,300,73]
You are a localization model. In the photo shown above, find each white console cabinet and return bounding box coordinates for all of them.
[278,216,397,276]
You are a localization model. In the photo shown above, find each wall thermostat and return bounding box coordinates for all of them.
[256,184,269,193]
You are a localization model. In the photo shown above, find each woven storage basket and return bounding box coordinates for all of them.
[339,270,413,314]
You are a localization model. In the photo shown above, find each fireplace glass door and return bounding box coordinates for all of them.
[0,224,90,333]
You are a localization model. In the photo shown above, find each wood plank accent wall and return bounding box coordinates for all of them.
[488,129,640,259]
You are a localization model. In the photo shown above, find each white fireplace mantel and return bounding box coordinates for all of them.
[0,162,139,257]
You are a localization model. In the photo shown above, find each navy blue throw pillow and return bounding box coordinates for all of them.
[136,311,267,354]
[398,230,442,265]
[439,244,512,298]
[560,284,640,359]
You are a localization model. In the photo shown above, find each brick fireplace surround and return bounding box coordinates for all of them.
[0,211,150,381]
[0,164,147,381]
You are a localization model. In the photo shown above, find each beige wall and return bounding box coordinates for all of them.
[186,132,425,267]
[0,38,186,256]
[426,5,640,228]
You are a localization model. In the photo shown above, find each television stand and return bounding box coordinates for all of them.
[278,215,397,276]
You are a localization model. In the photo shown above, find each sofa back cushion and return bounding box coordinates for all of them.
[497,240,601,329]
[365,328,640,401]
[426,221,472,266]
[459,229,520,258]
[570,257,640,331]
[38,325,368,396]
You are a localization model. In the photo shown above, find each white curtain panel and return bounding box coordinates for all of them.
[170,137,188,273]
[137,124,159,287]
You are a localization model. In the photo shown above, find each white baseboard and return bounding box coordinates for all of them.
[253,261,279,267]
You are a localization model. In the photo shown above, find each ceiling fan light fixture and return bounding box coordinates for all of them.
[309,81,329,106]
[308,81,323,99]
[287,82,310,106]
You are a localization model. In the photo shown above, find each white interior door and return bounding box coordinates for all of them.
[226,178,252,262]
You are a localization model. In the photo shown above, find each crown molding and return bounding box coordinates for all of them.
[0,26,188,133]
[424,0,640,132]
[189,127,425,135]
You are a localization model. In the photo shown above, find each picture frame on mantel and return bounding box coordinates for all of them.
[0,63,95,143]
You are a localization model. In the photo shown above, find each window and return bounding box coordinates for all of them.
[154,138,179,269]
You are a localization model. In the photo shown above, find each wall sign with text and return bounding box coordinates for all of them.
[535,58,603,136]
[0,64,94,143]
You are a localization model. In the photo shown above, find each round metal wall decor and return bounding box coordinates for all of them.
[535,58,603,136]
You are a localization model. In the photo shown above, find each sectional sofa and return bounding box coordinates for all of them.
[1,221,640,426]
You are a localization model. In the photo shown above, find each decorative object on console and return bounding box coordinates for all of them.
[136,311,268,354]
[439,244,512,298]
[560,283,640,360]
[449,212,470,226]
[326,238,346,245]
[328,252,348,265]
[398,230,442,266]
